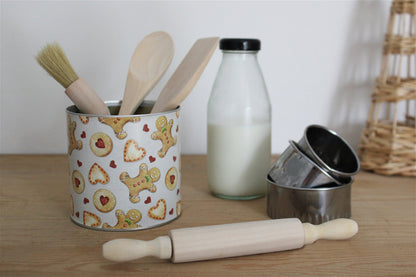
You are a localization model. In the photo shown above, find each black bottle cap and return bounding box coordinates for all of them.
[219,38,261,51]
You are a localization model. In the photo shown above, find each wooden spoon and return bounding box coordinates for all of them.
[118,31,174,115]
[151,37,219,113]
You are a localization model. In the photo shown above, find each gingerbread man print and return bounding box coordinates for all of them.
[98,116,140,139]
[102,209,142,230]
[151,116,177,158]
[119,163,160,203]
[67,116,82,155]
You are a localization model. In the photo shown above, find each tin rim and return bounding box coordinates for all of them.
[66,100,180,117]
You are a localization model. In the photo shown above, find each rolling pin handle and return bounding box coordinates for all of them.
[102,236,172,262]
[303,218,358,245]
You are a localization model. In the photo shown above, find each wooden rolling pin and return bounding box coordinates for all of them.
[103,218,358,263]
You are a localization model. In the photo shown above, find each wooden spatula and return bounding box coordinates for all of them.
[118,31,174,115]
[151,37,220,113]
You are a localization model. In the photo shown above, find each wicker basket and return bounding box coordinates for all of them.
[359,0,416,176]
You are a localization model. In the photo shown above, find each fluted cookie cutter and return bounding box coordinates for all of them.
[266,174,351,224]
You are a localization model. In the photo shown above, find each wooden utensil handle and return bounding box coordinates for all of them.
[65,78,110,115]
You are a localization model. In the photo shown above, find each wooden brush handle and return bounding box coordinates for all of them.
[65,78,110,115]
[102,218,358,263]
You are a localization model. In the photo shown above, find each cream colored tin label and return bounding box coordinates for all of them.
[67,106,181,231]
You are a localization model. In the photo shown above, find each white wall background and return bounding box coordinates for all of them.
[0,0,390,154]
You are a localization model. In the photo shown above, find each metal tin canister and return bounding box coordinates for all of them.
[66,101,181,231]
[266,174,351,224]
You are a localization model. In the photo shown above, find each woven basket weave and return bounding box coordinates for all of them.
[359,0,416,176]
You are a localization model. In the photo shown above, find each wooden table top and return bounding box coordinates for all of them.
[0,154,415,276]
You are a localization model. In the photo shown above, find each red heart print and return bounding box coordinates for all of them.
[80,131,86,138]
[76,212,80,218]
[169,208,174,215]
[149,156,156,163]
[170,175,175,184]
[95,138,105,148]
[77,160,82,167]
[100,195,109,206]
[176,125,179,132]
[144,196,151,204]
[109,160,117,168]
[173,156,177,162]
[143,124,149,132]
[83,198,89,204]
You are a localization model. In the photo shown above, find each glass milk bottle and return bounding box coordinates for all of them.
[207,38,271,200]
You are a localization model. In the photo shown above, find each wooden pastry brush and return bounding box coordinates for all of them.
[36,42,110,115]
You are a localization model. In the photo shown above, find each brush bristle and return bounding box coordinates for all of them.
[36,42,79,88]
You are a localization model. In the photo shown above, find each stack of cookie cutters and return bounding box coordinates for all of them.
[267,125,360,224]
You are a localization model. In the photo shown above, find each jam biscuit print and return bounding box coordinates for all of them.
[102,209,142,230]
[98,117,140,139]
[151,116,177,158]
[93,189,116,213]
[67,116,82,155]
[83,211,101,227]
[124,139,146,162]
[119,163,160,203]
[72,170,85,194]
[79,116,89,124]
[90,132,113,157]
[89,163,110,185]
[165,167,178,191]
[148,199,166,220]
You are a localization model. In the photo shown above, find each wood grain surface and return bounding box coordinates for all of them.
[0,155,415,276]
